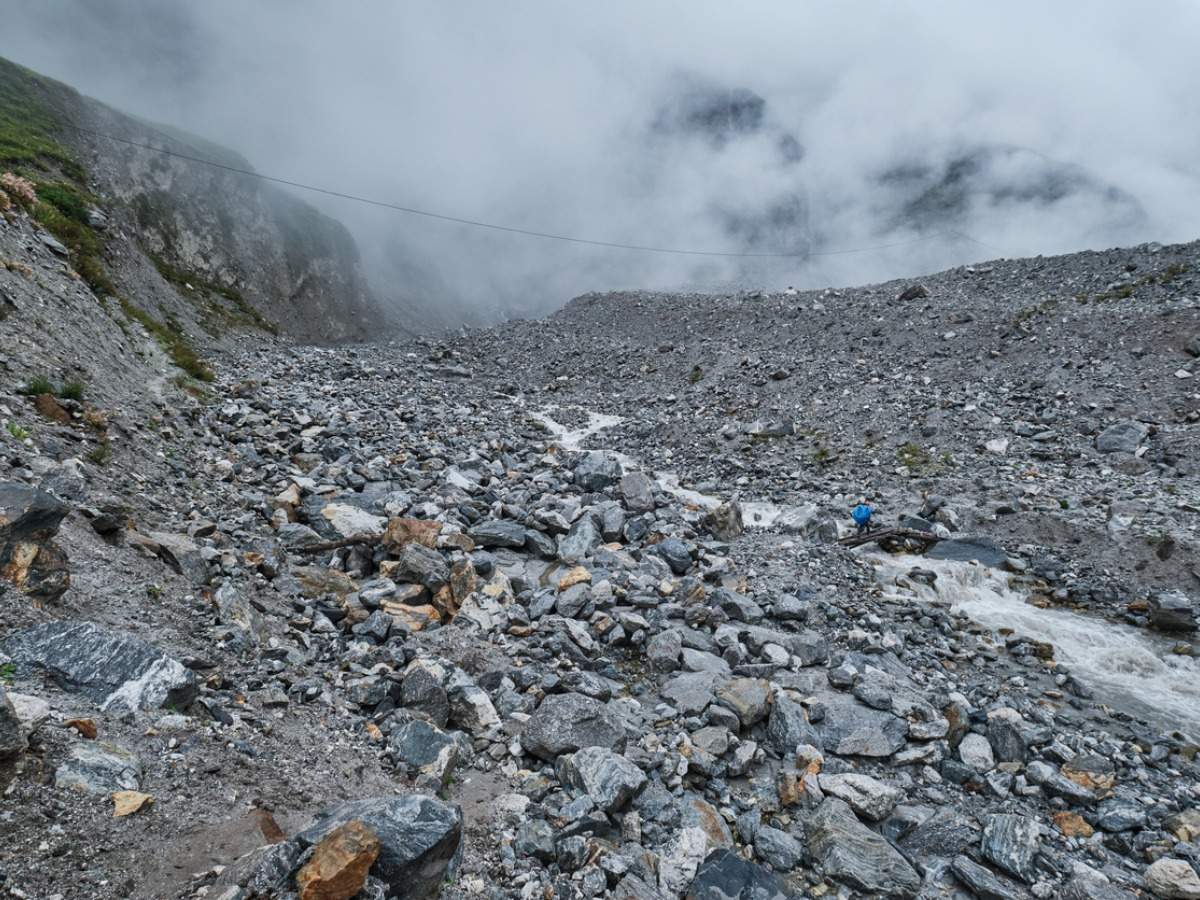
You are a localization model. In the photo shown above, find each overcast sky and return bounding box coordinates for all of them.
[3,1,1198,322]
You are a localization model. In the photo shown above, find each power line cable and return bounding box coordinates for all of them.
[62,122,997,260]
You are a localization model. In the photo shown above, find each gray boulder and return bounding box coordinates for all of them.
[1148,591,1196,633]
[816,696,908,757]
[389,720,461,784]
[559,516,601,564]
[0,621,197,713]
[656,537,693,575]
[558,746,647,813]
[296,795,462,899]
[951,855,1029,900]
[54,742,142,793]
[620,472,656,512]
[819,773,902,821]
[1096,420,1149,454]
[647,629,682,672]
[574,452,623,492]
[927,537,1008,568]
[522,692,625,760]
[767,692,821,756]
[704,502,743,541]
[808,797,920,897]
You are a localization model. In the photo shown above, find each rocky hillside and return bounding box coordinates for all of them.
[1,238,1199,900]
[0,54,392,346]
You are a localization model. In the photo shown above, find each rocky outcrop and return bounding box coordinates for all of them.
[0,483,70,603]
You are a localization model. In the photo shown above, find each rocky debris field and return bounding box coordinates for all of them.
[1,239,1199,900]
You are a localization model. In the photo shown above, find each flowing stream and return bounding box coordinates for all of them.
[868,552,1200,733]
[533,406,1200,733]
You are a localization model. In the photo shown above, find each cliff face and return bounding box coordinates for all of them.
[0,55,393,344]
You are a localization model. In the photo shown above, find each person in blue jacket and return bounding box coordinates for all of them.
[852,501,873,535]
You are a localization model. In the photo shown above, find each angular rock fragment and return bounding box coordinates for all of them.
[295,819,380,900]
[558,746,647,813]
[522,692,625,759]
[296,796,462,899]
[55,742,141,794]
[685,849,792,899]
[0,482,70,602]
[808,797,920,897]
[1,621,197,712]
[980,814,1040,883]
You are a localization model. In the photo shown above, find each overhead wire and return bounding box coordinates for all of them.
[61,122,1000,260]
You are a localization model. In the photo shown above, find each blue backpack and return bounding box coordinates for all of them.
[851,504,872,525]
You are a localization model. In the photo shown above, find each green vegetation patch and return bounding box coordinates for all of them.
[149,252,277,334]
[119,298,214,382]
[0,57,84,180]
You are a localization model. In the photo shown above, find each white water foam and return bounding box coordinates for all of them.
[867,551,1200,732]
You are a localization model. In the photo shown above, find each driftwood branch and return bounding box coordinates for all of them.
[292,532,383,554]
[837,527,943,550]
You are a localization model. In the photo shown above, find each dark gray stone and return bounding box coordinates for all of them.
[401,667,449,727]
[808,797,920,897]
[0,482,70,602]
[295,795,463,898]
[389,720,460,783]
[1025,760,1096,805]
[754,825,804,870]
[927,537,1008,568]
[559,516,601,564]
[392,543,449,591]
[1096,420,1148,453]
[515,819,556,862]
[684,849,794,900]
[897,807,981,859]
[816,696,908,757]
[522,692,625,760]
[1148,591,1196,633]
[468,519,528,549]
[620,472,656,513]
[715,677,771,728]
[0,686,24,759]
[950,854,1029,900]
[558,746,647,813]
[574,452,623,492]
[647,629,682,672]
[656,538,693,576]
[767,693,821,756]
[0,621,197,713]
[1095,798,1147,833]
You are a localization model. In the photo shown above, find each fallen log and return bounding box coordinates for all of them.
[837,527,943,550]
[292,532,383,554]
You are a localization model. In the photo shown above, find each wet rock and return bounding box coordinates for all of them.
[980,814,1039,883]
[296,796,462,899]
[522,692,625,760]
[295,819,380,900]
[1145,859,1200,900]
[1148,591,1196,633]
[1096,420,1149,453]
[54,742,142,794]
[1,621,197,712]
[926,537,1008,568]
[0,482,70,602]
[808,797,920,897]
[686,848,792,899]
[819,773,902,821]
[574,452,623,491]
[558,746,647,813]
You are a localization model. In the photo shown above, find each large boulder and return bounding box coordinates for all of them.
[926,537,1008,568]
[296,795,462,899]
[1148,591,1196,633]
[574,452,623,492]
[0,483,70,602]
[1096,420,1149,454]
[522,692,625,760]
[808,798,920,897]
[0,621,197,713]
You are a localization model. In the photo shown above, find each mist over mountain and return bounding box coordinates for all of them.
[2,1,1197,325]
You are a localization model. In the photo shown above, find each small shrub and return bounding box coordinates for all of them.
[688,365,703,384]
[19,375,54,396]
[86,441,111,465]
[5,421,29,440]
[0,661,14,683]
[59,380,85,401]
[0,188,9,212]
[0,172,36,207]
